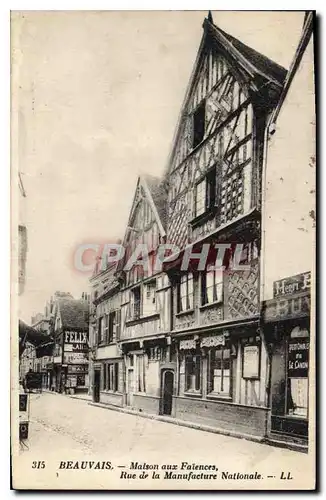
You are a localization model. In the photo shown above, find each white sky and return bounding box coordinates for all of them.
[15,10,305,323]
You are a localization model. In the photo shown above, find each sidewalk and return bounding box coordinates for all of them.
[42,389,92,403]
[44,390,308,453]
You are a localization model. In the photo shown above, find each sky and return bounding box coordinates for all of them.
[14,10,305,323]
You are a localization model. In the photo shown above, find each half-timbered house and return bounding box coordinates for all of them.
[159,12,287,437]
[117,174,173,414]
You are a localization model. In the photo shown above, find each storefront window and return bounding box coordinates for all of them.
[287,334,309,418]
[185,354,201,392]
[208,345,231,396]
[287,378,308,418]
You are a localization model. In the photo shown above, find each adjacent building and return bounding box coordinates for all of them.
[50,292,90,393]
[89,258,122,406]
[261,12,315,446]
[118,174,171,413]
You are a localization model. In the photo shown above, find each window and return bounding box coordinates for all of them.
[287,378,308,418]
[98,316,104,344]
[193,101,206,148]
[143,280,156,316]
[108,311,116,343]
[137,355,146,393]
[208,345,231,396]
[202,268,223,305]
[131,286,141,319]
[103,363,119,392]
[195,179,206,216]
[185,354,201,392]
[178,273,194,313]
[194,168,216,218]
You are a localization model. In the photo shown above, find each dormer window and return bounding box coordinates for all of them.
[193,100,206,148]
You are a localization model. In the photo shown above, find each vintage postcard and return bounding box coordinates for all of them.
[11,10,316,490]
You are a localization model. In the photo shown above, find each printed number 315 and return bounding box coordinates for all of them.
[32,461,45,469]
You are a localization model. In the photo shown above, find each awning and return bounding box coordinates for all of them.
[19,320,53,357]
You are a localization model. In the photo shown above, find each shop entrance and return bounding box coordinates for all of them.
[161,369,174,416]
[270,326,309,440]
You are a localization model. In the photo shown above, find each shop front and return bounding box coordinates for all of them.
[172,322,270,439]
[66,363,89,394]
[263,272,311,444]
[63,329,89,393]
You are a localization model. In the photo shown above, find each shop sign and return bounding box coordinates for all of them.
[242,345,260,379]
[65,343,88,353]
[64,352,88,364]
[263,294,310,322]
[200,334,225,348]
[273,272,311,298]
[68,365,87,373]
[64,331,88,343]
[288,340,309,378]
[179,339,196,350]
[64,331,88,352]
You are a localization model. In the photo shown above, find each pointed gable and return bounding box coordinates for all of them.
[57,298,89,330]
[165,13,287,179]
[164,13,287,249]
[124,175,167,245]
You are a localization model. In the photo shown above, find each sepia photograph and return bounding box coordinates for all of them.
[11,9,316,490]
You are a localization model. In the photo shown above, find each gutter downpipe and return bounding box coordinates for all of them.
[259,110,275,415]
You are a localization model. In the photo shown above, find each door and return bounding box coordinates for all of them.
[161,370,174,416]
[93,370,101,403]
[127,368,134,407]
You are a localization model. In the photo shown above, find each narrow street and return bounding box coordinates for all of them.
[14,392,314,490]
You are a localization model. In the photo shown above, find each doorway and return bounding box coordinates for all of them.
[93,370,101,403]
[161,370,174,416]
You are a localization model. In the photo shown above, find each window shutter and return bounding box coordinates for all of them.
[104,314,109,344]
[115,309,121,341]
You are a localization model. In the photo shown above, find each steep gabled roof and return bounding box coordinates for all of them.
[57,298,89,330]
[142,174,168,231]
[163,13,288,178]
[215,25,287,86]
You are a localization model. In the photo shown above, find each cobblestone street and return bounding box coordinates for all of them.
[13,392,314,490]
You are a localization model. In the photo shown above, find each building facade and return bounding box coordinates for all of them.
[51,292,90,394]
[30,312,52,388]
[118,175,171,414]
[89,260,123,406]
